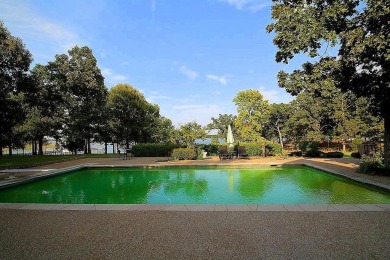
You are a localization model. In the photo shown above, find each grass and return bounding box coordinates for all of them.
[0,153,117,170]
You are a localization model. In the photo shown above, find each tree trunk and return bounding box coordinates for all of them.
[87,138,91,154]
[384,111,390,166]
[277,124,284,153]
[38,136,44,155]
[8,142,13,156]
[104,142,107,154]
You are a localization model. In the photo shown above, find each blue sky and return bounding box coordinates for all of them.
[1,0,306,126]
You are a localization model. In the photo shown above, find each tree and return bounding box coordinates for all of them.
[233,89,270,142]
[207,114,237,140]
[18,64,66,155]
[0,20,32,156]
[265,103,292,151]
[150,116,175,143]
[107,83,156,147]
[49,46,107,154]
[178,122,206,148]
[267,0,390,163]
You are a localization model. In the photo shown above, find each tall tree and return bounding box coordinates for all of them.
[267,0,390,163]
[150,116,175,143]
[265,103,292,151]
[18,64,66,155]
[107,83,156,147]
[49,46,107,154]
[233,89,270,142]
[178,122,206,148]
[207,114,237,139]
[0,20,32,156]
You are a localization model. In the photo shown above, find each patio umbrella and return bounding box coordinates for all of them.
[227,125,234,148]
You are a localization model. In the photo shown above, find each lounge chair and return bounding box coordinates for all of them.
[219,145,230,160]
[238,146,249,159]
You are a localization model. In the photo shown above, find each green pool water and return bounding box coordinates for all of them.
[0,166,389,204]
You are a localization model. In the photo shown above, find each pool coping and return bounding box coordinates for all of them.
[1,162,389,211]
[1,203,390,212]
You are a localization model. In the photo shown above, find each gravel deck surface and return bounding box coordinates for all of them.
[1,157,390,259]
[1,209,390,259]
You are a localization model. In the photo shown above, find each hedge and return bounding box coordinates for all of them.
[131,143,181,157]
[326,151,344,158]
[238,141,282,156]
[172,148,197,160]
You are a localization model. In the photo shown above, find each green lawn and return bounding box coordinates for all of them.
[0,154,117,170]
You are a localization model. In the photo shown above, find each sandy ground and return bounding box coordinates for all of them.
[1,156,390,259]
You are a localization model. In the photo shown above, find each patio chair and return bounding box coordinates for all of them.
[238,146,249,159]
[219,145,230,160]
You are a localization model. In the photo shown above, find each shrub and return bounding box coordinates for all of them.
[305,150,324,158]
[172,148,197,160]
[239,142,264,156]
[357,153,384,174]
[266,141,282,155]
[326,151,344,158]
[198,144,219,156]
[300,141,320,152]
[131,143,181,157]
[289,151,303,157]
[351,152,361,158]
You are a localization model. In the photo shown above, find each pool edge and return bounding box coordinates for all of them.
[0,203,389,212]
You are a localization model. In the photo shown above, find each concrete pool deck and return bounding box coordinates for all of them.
[1,156,390,259]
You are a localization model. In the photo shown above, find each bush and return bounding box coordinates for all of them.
[131,143,181,157]
[305,150,324,158]
[326,151,344,158]
[239,142,264,156]
[289,151,302,157]
[237,141,282,157]
[299,141,320,153]
[351,152,361,158]
[172,148,197,160]
[357,153,384,174]
[198,144,219,156]
[266,141,282,155]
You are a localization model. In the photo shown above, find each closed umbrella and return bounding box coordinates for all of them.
[227,125,234,148]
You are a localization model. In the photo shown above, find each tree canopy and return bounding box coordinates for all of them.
[267,0,390,163]
[233,89,270,142]
[0,21,32,155]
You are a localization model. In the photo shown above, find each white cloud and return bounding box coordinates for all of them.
[219,0,270,12]
[0,1,83,54]
[206,74,227,85]
[179,65,198,80]
[147,94,171,103]
[101,68,127,86]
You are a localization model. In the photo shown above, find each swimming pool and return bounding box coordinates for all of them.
[0,166,389,204]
